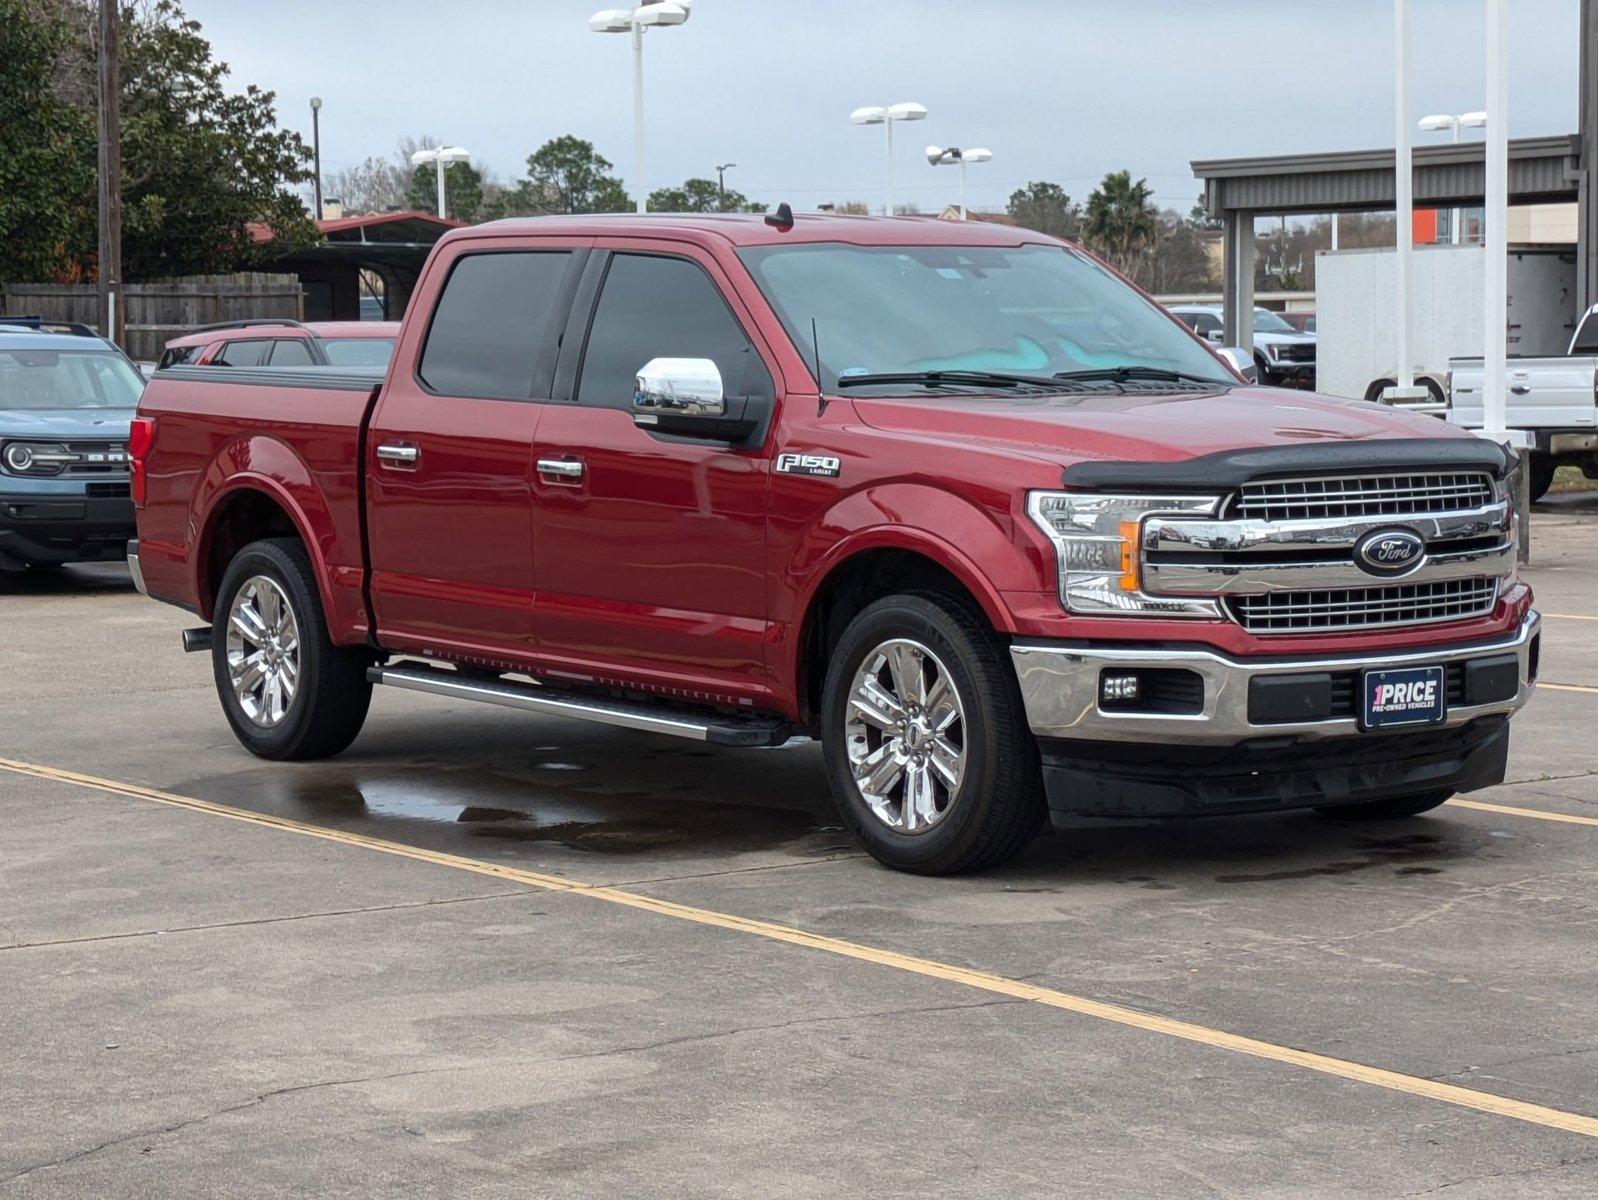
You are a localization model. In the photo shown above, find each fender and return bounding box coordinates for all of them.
[190,436,358,636]
[775,481,1051,715]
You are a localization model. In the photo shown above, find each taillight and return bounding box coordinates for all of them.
[129,416,155,507]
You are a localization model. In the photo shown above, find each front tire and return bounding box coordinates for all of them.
[821,591,1045,875]
[212,537,372,760]
[1314,790,1453,821]
[1529,457,1556,503]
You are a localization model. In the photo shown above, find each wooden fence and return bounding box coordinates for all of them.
[2,274,305,362]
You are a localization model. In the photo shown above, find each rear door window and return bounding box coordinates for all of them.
[212,338,271,367]
[268,339,316,366]
[418,251,573,399]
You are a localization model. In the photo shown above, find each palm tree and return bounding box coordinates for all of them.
[1083,171,1159,277]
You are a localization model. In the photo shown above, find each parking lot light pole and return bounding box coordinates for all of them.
[716,162,736,210]
[409,147,471,220]
[589,2,693,214]
[926,145,993,219]
[1419,111,1487,243]
[309,97,324,221]
[850,102,927,215]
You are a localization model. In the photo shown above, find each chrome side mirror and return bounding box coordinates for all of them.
[1215,346,1258,384]
[633,357,725,426]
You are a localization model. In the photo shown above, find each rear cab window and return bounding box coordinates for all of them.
[268,339,316,366]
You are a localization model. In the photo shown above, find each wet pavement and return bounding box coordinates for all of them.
[2,506,1597,1198]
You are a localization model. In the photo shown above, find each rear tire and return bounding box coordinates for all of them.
[1314,790,1452,821]
[212,537,372,760]
[820,591,1045,875]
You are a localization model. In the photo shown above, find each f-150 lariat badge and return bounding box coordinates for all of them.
[776,452,841,478]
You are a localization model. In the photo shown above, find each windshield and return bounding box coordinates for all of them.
[0,349,145,411]
[322,337,396,367]
[1252,308,1296,333]
[737,242,1231,391]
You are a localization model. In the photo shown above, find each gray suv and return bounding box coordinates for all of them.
[0,319,144,572]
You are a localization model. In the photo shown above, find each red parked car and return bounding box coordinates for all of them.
[126,214,1536,874]
[156,319,401,370]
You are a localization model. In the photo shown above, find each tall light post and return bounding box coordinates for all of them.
[1419,111,1487,243]
[409,146,471,220]
[1385,0,1429,406]
[850,102,927,215]
[589,1,693,214]
[925,145,992,219]
[309,97,324,221]
[715,161,736,210]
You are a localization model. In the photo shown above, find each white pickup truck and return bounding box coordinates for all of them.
[1449,302,1598,499]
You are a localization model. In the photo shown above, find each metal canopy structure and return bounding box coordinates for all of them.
[1192,136,1583,349]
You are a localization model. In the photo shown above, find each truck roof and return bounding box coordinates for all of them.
[164,320,402,350]
[456,212,1057,250]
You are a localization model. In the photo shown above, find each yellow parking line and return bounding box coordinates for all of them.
[1542,612,1598,621]
[1448,798,1598,827]
[4,754,1598,1141]
[1540,682,1598,695]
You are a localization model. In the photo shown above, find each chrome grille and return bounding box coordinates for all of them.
[1228,578,1499,633]
[1234,472,1494,522]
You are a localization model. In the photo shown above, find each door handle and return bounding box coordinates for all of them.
[1510,385,1532,395]
[376,443,419,466]
[537,458,585,482]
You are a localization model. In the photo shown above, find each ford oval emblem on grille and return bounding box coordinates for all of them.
[1354,528,1426,577]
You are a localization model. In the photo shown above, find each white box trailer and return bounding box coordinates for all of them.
[1314,243,1576,408]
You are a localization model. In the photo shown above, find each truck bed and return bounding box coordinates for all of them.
[132,364,383,637]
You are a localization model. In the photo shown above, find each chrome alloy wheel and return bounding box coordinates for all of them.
[844,637,967,834]
[226,575,300,727]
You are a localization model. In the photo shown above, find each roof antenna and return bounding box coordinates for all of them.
[764,202,795,232]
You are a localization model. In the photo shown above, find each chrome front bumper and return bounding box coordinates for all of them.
[1010,612,1539,746]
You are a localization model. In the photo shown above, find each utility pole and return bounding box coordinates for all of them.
[716,162,736,211]
[96,0,123,347]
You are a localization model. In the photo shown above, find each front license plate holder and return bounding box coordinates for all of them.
[1361,665,1446,729]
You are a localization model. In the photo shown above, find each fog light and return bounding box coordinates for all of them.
[1100,672,1141,704]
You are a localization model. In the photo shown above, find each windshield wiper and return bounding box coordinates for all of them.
[835,369,1064,391]
[1052,366,1230,386]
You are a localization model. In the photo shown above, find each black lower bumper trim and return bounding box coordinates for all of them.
[1039,717,1509,820]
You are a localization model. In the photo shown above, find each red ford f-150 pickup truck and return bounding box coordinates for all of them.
[128,213,1538,874]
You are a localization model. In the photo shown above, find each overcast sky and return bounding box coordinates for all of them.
[182,0,1582,215]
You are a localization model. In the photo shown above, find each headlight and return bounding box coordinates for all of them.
[1263,343,1283,362]
[1027,492,1224,618]
[2,441,74,476]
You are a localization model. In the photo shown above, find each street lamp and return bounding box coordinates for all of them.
[850,102,927,215]
[925,145,992,220]
[589,1,693,214]
[1419,111,1487,244]
[715,161,736,210]
[309,97,324,221]
[409,146,471,220]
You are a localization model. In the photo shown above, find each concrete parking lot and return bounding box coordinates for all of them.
[3,498,1597,1199]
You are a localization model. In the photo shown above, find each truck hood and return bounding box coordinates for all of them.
[0,409,135,440]
[850,386,1474,468]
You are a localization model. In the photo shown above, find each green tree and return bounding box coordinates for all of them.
[405,159,485,223]
[1139,211,1215,293]
[0,0,93,283]
[1006,181,1082,241]
[1082,170,1159,277]
[647,177,761,213]
[491,136,630,216]
[0,0,315,283]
